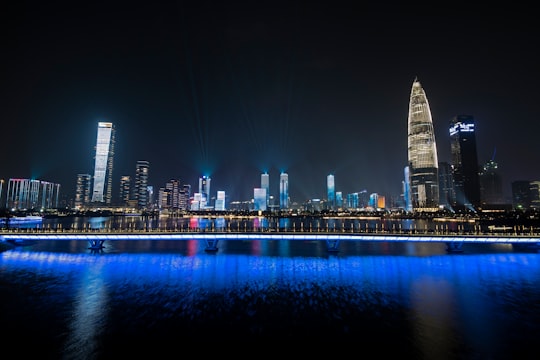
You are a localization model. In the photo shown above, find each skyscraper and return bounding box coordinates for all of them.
[450,115,481,211]
[253,188,267,211]
[134,160,150,210]
[119,175,131,207]
[407,77,439,212]
[279,172,289,210]
[91,122,115,204]
[215,190,226,211]
[261,173,269,208]
[327,174,335,210]
[403,166,412,212]
[479,158,504,205]
[512,180,531,210]
[438,161,456,210]
[5,178,59,210]
[75,174,92,209]
[198,175,211,208]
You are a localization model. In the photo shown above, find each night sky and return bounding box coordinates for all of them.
[2,2,539,204]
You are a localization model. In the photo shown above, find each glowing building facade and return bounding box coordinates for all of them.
[134,160,150,210]
[279,172,289,210]
[119,175,132,207]
[198,176,211,208]
[407,78,439,212]
[254,188,267,211]
[91,122,115,204]
[215,190,225,211]
[261,173,269,208]
[75,174,92,208]
[327,174,335,210]
[5,178,60,210]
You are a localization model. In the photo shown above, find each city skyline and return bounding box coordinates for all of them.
[2,4,539,202]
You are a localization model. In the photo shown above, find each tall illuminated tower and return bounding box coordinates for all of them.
[261,173,269,208]
[450,115,481,211]
[199,175,211,208]
[279,172,289,210]
[91,122,115,204]
[407,78,439,212]
[134,160,150,210]
[327,174,335,210]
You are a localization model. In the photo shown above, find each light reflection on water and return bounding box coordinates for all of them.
[1,240,539,358]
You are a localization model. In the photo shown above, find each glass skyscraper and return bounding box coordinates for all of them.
[91,122,115,204]
[407,78,439,212]
[135,160,150,210]
[253,188,267,211]
[75,173,92,208]
[279,172,289,210]
[450,114,481,211]
[261,173,269,208]
[327,174,335,210]
[198,175,211,208]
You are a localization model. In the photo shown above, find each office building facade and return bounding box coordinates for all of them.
[479,159,504,206]
[5,178,60,210]
[215,190,226,211]
[261,173,269,208]
[407,78,439,212]
[279,172,289,210]
[254,188,267,211]
[327,174,335,210]
[91,122,115,204]
[198,176,211,208]
[438,161,456,210]
[134,160,150,210]
[119,175,131,207]
[75,174,92,208]
[450,115,481,211]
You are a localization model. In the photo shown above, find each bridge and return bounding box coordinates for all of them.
[2,229,540,253]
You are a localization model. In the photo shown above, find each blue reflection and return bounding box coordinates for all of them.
[1,242,540,357]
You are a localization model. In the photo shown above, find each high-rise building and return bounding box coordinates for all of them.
[215,190,226,211]
[0,179,5,208]
[450,115,481,211]
[327,174,335,210]
[134,160,150,210]
[261,173,269,208]
[407,77,439,212]
[279,172,289,210]
[75,174,92,209]
[179,184,191,211]
[347,192,359,209]
[198,175,211,208]
[165,179,181,210]
[479,158,504,206]
[403,166,412,212]
[335,191,343,209]
[91,122,115,204]
[530,181,540,209]
[146,185,154,210]
[119,175,131,207]
[438,161,456,210]
[5,178,60,210]
[254,188,267,211]
[512,180,532,210]
[39,181,61,210]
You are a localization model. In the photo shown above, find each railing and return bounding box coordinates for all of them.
[1,225,540,238]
